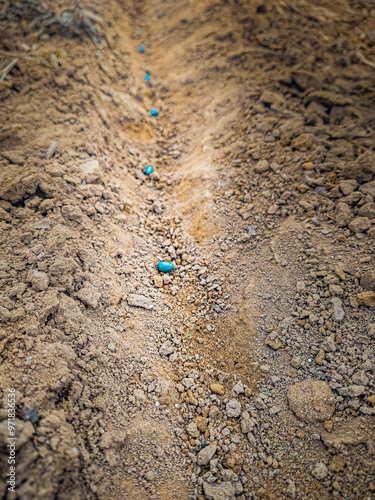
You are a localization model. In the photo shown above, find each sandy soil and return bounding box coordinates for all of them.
[0,0,375,499]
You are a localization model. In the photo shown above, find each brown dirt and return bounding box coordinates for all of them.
[0,0,375,499]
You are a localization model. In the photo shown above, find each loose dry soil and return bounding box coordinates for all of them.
[0,0,375,499]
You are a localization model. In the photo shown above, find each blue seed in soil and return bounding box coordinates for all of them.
[150,108,158,117]
[144,73,151,81]
[157,261,174,273]
[145,165,154,175]
[139,46,145,53]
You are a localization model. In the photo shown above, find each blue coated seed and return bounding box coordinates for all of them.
[144,73,151,81]
[136,29,142,34]
[139,46,145,53]
[157,261,174,273]
[150,108,158,116]
[145,165,154,175]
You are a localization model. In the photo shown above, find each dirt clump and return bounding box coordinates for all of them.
[287,380,335,423]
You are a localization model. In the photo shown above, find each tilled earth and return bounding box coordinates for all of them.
[0,0,375,499]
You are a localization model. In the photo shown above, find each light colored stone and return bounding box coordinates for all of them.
[311,462,328,480]
[159,341,174,356]
[133,389,146,400]
[232,381,245,395]
[322,335,336,352]
[76,284,101,308]
[80,158,99,175]
[352,370,369,386]
[226,399,241,418]
[61,205,83,223]
[286,480,296,499]
[254,160,269,173]
[332,297,345,321]
[127,294,154,309]
[144,471,156,481]
[335,202,352,228]
[186,422,199,438]
[182,377,195,389]
[197,445,217,465]
[339,179,358,195]
[29,270,49,292]
[240,411,255,434]
[203,481,235,500]
[349,217,371,233]
[267,204,278,215]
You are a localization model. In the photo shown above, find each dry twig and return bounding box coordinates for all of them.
[1,0,104,47]
[0,49,55,68]
[356,50,375,70]
[0,58,18,81]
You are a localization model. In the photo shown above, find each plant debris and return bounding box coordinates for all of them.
[1,0,104,47]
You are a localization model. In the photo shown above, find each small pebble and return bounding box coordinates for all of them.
[247,225,256,236]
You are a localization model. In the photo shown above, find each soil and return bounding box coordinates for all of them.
[0,0,375,499]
